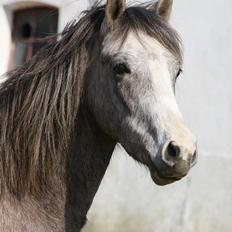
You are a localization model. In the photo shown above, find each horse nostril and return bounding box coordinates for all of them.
[161,141,197,172]
[167,141,181,159]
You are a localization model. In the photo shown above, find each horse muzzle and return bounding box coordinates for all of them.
[150,140,197,186]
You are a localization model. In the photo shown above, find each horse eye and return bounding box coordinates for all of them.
[113,63,131,75]
[176,69,183,79]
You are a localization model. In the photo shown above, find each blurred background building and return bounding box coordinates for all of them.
[0,0,232,232]
[0,0,92,75]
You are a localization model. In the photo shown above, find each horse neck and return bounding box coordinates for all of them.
[0,104,116,232]
[65,104,116,231]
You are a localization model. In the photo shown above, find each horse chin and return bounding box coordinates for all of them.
[150,170,180,186]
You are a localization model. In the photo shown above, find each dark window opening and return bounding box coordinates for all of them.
[11,7,58,68]
[21,23,32,38]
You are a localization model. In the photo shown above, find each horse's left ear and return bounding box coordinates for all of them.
[106,0,126,30]
[154,0,173,22]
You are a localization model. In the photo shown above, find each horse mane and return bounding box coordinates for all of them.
[0,3,105,198]
[0,2,182,199]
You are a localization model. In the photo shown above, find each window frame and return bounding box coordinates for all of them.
[9,6,58,68]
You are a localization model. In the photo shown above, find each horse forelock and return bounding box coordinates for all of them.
[0,1,182,199]
[110,4,182,64]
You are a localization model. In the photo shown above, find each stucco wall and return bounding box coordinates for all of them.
[0,4,12,76]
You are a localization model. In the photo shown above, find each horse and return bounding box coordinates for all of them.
[0,0,197,231]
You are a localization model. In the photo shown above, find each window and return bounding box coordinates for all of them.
[11,7,58,68]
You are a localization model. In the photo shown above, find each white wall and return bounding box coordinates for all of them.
[173,0,232,157]
[0,4,11,76]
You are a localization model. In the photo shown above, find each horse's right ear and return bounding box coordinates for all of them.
[153,0,173,22]
[106,0,126,30]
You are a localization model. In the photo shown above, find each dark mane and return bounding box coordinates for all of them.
[0,2,182,198]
